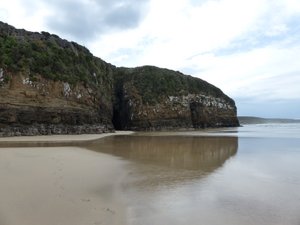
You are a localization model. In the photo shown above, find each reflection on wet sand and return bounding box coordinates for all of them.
[1,127,300,225]
[87,135,238,191]
[0,133,238,225]
[87,135,239,224]
[86,135,238,172]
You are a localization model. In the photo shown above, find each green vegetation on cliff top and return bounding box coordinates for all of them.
[0,21,234,106]
[114,66,234,105]
[0,22,112,88]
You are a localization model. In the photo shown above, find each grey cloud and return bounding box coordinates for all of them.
[198,19,300,58]
[104,4,142,29]
[45,0,99,40]
[212,14,300,57]
[21,0,150,41]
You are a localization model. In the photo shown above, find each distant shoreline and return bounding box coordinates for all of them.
[238,116,300,125]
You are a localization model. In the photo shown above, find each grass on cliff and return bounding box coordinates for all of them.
[0,23,234,108]
[0,33,111,89]
[114,66,232,105]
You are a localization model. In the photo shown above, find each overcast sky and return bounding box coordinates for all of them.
[1,0,300,118]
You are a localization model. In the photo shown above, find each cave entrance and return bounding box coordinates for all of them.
[112,92,131,131]
[112,107,122,130]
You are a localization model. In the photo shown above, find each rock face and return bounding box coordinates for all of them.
[0,21,114,136]
[0,21,239,136]
[113,66,239,130]
[0,73,114,136]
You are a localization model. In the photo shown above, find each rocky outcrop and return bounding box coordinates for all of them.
[0,104,111,136]
[0,21,114,136]
[0,21,239,136]
[113,66,239,130]
[0,73,113,136]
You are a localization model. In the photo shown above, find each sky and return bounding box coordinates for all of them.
[1,0,300,118]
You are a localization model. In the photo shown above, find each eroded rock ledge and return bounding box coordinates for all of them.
[112,66,239,130]
[0,72,113,136]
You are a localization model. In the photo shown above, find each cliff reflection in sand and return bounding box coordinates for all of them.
[86,135,238,172]
[86,135,238,193]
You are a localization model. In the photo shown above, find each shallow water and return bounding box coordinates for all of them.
[1,124,300,225]
[87,123,300,225]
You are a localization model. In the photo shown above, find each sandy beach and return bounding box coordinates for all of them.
[2,126,300,225]
[0,131,134,143]
[0,131,133,225]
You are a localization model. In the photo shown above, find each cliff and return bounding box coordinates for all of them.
[0,21,239,136]
[113,66,239,130]
[0,21,114,136]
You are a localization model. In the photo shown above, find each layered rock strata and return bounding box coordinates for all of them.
[0,74,113,136]
[113,66,239,130]
[0,21,114,136]
[0,21,239,136]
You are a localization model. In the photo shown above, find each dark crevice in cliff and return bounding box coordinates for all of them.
[112,86,130,130]
[112,102,124,130]
[112,109,130,130]
[190,102,206,128]
[112,104,121,130]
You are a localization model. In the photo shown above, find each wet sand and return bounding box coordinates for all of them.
[2,126,300,225]
[0,131,134,143]
[0,132,133,225]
